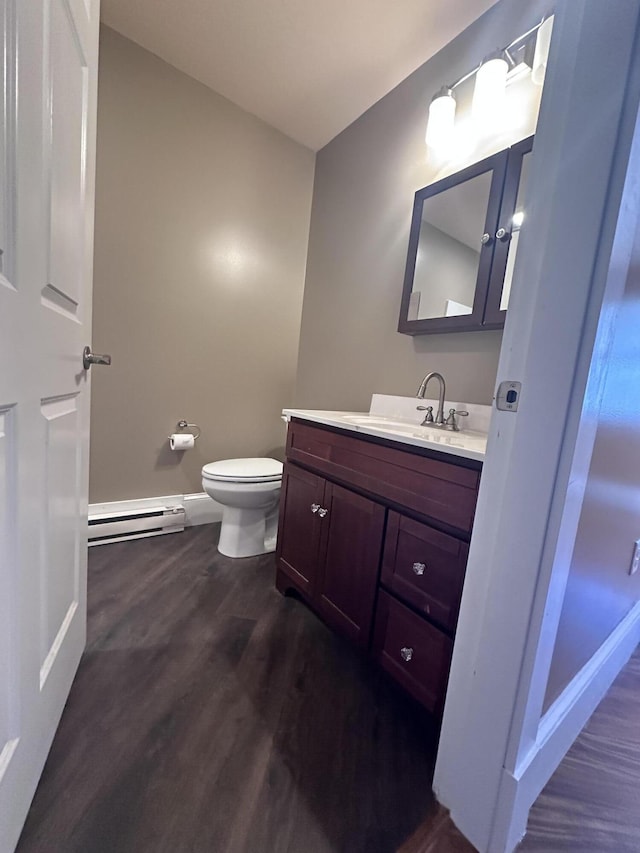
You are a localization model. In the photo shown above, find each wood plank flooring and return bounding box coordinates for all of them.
[16,524,640,852]
[17,525,443,853]
[521,646,640,852]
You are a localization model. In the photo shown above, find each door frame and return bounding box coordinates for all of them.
[433,2,640,851]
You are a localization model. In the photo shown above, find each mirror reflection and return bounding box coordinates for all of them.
[500,150,531,311]
[408,172,492,321]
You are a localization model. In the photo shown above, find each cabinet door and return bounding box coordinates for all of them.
[398,149,509,335]
[316,483,385,647]
[483,134,534,325]
[276,463,325,597]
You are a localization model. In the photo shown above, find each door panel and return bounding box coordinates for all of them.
[317,483,385,646]
[0,0,100,848]
[0,0,15,293]
[46,0,87,314]
[40,394,81,685]
[0,406,17,756]
[276,463,325,597]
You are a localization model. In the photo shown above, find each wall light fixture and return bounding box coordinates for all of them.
[425,87,456,152]
[532,16,554,86]
[424,15,554,157]
[472,50,509,135]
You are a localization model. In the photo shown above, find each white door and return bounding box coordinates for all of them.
[0,0,100,849]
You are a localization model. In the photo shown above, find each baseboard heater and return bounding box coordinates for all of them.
[88,505,186,546]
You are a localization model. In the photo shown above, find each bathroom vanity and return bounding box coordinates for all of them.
[275,400,487,716]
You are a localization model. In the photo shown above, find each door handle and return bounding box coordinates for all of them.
[83,346,112,370]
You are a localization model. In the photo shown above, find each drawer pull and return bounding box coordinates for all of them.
[400,646,414,662]
[412,562,426,576]
[311,503,320,513]
[318,507,328,518]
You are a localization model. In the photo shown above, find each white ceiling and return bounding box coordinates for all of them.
[100,0,498,151]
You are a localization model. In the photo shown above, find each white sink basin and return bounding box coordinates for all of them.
[340,415,420,430]
[334,413,490,449]
[282,395,492,463]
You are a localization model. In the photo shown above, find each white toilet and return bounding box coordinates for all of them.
[201,458,283,558]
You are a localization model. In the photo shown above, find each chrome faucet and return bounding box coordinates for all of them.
[416,371,446,426]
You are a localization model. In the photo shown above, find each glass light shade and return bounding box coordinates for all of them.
[425,89,456,153]
[472,54,508,134]
[532,16,554,86]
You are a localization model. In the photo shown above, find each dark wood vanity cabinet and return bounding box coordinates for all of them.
[277,464,325,598]
[276,419,481,715]
[277,464,385,647]
[317,483,385,646]
[381,512,468,633]
[372,591,453,715]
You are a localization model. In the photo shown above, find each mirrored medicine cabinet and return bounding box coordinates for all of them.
[398,135,533,335]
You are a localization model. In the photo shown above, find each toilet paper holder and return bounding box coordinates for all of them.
[169,419,201,441]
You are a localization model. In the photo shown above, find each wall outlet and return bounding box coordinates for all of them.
[630,540,640,576]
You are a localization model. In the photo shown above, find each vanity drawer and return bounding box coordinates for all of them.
[372,591,453,714]
[381,512,467,632]
[286,420,480,533]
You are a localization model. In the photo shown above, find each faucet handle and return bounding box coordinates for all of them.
[445,409,469,431]
[417,405,434,425]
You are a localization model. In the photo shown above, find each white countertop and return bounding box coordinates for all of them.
[282,402,488,463]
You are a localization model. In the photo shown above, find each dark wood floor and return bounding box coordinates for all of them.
[16,524,640,853]
[521,645,640,852]
[17,525,444,853]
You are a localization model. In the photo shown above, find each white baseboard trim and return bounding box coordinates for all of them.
[491,598,640,852]
[89,492,223,528]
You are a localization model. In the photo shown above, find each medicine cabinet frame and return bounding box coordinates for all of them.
[398,134,534,336]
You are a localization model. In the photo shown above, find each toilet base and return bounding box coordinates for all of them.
[218,504,279,559]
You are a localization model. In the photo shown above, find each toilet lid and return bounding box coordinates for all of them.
[202,457,283,482]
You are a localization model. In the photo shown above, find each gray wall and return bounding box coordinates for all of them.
[89,28,315,502]
[544,214,640,709]
[293,0,548,412]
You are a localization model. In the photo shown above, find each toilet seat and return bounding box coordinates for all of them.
[201,457,283,484]
[201,457,283,558]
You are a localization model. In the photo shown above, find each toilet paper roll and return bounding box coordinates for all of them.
[169,433,195,451]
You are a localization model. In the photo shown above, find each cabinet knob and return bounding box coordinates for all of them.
[412,562,426,576]
[481,232,492,246]
[400,647,414,662]
[318,507,328,518]
[496,227,510,241]
[311,503,320,513]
